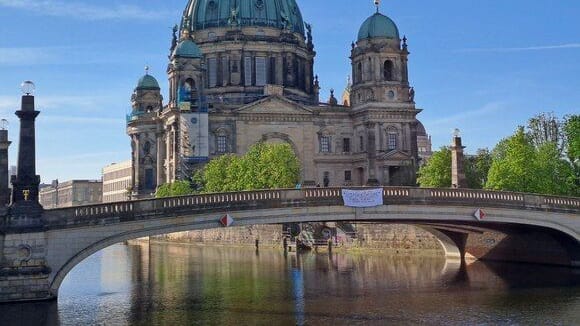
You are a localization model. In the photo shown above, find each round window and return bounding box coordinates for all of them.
[388,90,395,99]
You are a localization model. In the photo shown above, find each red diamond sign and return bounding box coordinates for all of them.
[474,208,486,221]
[220,214,234,227]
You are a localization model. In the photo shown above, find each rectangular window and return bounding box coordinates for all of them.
[320,136,331,153]
[208,58,217,87]
[217,135,227,153]
[388,133,397,150]
[269,57,276,84]
[145,169,154,189]
[222,56,229,86]
[255,57,267,86]
[359,136,364,151]
[244,56,252,86]
[344,171,352,182]
[342,138,351,153]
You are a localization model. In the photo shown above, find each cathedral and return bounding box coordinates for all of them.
[127,0,431,198]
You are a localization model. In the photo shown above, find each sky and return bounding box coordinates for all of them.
[0,0,579,183]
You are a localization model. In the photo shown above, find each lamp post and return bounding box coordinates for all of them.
[0,119,11,206]
[10,81,43,223]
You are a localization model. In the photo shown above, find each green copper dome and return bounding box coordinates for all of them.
[136,74,160,90]
[174,39,202,58]
[183,0,305,36]
[357,12,400,41]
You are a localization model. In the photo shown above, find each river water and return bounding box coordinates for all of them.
[1,243,579,325]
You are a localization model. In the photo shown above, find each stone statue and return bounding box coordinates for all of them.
[305,22,312,43]
[228,7,239,26]
[170,24,178,52]
[281,10,290,30]
[409,87,415,102]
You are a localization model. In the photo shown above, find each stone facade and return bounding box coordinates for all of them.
[127,1,432,198]
[102,160,132,203]
[39,180,102,209]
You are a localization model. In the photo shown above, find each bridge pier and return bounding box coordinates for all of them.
[0,231,54,302]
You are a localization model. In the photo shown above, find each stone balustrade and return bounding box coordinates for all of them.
[39,187,579,230]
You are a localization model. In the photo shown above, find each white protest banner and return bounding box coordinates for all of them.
[342,188,383,208]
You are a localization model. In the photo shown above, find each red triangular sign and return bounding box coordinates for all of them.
[220,214,234,227]
[474,208,486,221]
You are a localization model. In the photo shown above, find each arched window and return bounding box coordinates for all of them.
[179,78,195,103]
[357,62,362,83]
[384,60,394,81]
[386,127,399,151]
[205,1,218,25]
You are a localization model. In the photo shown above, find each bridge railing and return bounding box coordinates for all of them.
[43,187,579,225]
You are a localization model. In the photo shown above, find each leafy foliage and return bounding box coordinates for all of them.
[486,127,577,196]
[201,142,301,193]
[155,180,194,198]
[527,112,564,152]
[417,147,492,189]
[564,114,580,163]
[417,147,451,188]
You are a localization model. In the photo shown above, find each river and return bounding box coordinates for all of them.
[1,243,579,325]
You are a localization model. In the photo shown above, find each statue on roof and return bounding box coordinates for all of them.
[305,22,312,43]
[170,24,178,52]
[228,7,239,26]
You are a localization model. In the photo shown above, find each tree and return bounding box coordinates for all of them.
[563,115,579,195]
[417,146,491,189]
[486,127,537,192]
[201,142,301,193]
[465,148,492,189]
[486,127,576,196]
[155,180,194,198]
[417,147,451,188]
[563,114,580,163]
[527,112,563,152]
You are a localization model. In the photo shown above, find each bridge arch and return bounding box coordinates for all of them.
[39,187,580,301]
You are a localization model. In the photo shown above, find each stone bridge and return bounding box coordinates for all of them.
[1,187,579,303]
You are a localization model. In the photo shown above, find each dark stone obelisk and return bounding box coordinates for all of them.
[451,131,468,189]
[9,93,43,224]
[0,128,11,206]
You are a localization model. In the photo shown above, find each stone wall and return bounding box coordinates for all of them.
[151,223,444,255]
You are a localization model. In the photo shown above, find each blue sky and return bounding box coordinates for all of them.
[0,0,578,183]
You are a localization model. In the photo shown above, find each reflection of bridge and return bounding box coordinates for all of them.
[1,186,579,302]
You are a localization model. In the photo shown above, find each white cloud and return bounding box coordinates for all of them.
[0,0,172,20]
[427,101,506,127]
[459,43,580,53]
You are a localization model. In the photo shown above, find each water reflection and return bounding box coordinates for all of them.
[0,243,578,325]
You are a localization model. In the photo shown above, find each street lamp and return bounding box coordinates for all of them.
[21,81,35,96]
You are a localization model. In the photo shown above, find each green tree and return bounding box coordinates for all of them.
[563,114,580,163]
[486,127,576,196]
[466,148,492,189]
[527,112,563,152]
[155,180,194,198]
[563,114,580,195]
[201,142,300,192]
[486,128,537,192]
[418,147,491,189]
[417,147,451,187]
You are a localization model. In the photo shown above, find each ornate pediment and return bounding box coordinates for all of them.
[235,95,313,115]
[379,150,413,161]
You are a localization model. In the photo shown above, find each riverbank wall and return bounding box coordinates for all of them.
[136,224,444,255]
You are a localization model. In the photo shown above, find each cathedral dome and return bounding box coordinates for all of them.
[357,12,399,41]
[136,74,160,90]
[183,0,305,36]
[174,39,202,58]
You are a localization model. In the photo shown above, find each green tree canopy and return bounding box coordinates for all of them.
[485,127,576,196]
[417,147,452,188]
[417,146,492,189]
[201,142,301,193]
[155,180,194,198]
